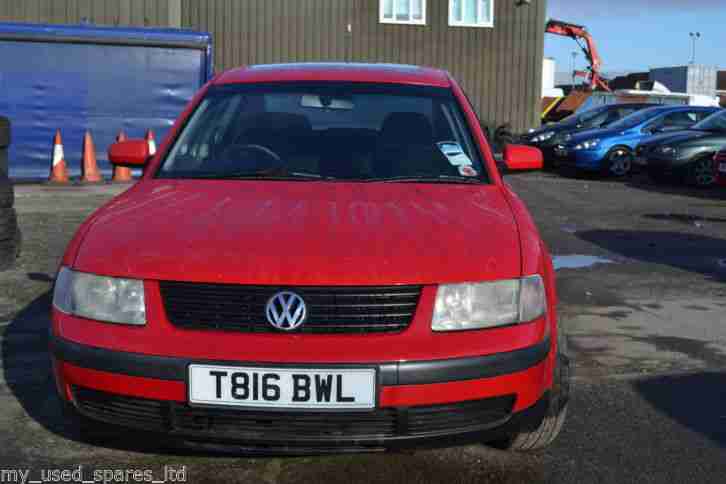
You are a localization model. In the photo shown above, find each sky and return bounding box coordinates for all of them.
[545,0,726,76]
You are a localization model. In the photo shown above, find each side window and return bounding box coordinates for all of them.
[619,107,640,118]
[662,111,699,128]
[380,0,426,25]
[449,0,494,28]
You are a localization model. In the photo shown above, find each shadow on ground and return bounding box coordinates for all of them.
[626,177,726,201]
[1,290,203,457]
[634,372,726,448]
[643,213,726,225]
[577,230,726,282]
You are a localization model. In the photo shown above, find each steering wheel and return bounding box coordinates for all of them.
[231,144,282,163]
[213,143,284,173]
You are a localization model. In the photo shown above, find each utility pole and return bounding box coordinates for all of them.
[689,32,701,64]
[571,52,578,90]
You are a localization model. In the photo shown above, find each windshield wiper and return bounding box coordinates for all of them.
[162,171,325,180]
[371,175,482,184]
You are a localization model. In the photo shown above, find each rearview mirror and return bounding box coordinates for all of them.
[502,144,543,171]
[108,139,150,166]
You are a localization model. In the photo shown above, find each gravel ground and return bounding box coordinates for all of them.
[0,173,724,483]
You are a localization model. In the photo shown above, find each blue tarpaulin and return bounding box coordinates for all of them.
[0,22,213,179]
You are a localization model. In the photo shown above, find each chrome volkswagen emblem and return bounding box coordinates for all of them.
[265,291,307,330]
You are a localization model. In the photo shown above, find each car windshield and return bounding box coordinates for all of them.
[607,107,663,130]
[579,106,617,126]
[158,82,487,183]
[692,110,726,132]
[561,105,609,125]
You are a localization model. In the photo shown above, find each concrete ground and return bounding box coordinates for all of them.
[0,173,725,483]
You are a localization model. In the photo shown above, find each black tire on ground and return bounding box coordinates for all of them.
[687,155,717,187]
[0,116,10,148]
[0,228,20,271]
[0,147,8,179]
[602,147,634,177]
[0,208,17,237]
[0,208,19,271]
[490,329,571,452]
[0,177,14,208]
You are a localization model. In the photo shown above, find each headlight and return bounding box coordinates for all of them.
[53,267,146,325]
[432,275,546,332]
[573,139,600,150]
[531,131,556,143]
[656,145,678,157]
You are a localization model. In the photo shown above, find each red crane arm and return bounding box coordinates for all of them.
[545,19,611,92]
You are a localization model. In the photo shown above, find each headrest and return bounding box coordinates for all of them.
[378,112,433,146]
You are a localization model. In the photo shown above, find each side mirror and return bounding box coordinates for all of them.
[502,144,543,171]
[108,139,150,167]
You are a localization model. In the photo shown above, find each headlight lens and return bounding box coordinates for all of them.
[573,139,600,150]
[532,131,556,143]
[432,275,546,332]
[53,267,146,325]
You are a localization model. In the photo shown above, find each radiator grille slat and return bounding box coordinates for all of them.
[72,386,515,442]
[159,282,422,334]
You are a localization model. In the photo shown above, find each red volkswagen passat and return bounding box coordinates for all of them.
[51,63,568,453]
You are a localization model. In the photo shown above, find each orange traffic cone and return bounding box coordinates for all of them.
[111,130,133,183]
[48,130,70,184]
[145,129,157,156]
[80,130,103,184]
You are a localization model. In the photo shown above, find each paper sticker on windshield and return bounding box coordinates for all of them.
[459,165,478,177]
[437,142,473,167]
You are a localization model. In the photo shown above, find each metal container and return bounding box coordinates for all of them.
[649,65,717,97]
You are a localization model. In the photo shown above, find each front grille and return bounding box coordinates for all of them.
[73,387,169,432]
[159,282,422,334]
[72,387,515,442]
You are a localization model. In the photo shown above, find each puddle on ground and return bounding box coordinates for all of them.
[553,255,614,270]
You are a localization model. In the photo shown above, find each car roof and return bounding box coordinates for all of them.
[642,104,716,114]
[213,63,452,88]
[603,103,656,108]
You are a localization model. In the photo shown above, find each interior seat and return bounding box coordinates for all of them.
[373,112,455,178]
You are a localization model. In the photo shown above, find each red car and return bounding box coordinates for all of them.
[716,150,726,187]
[51,63,568,453]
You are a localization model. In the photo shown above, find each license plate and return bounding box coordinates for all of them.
[719,162,726,173]
[188,365,376,410]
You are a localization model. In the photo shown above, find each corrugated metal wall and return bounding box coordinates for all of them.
[181,0,353,69]
[0,0,174,27]
[182,0,546,131]
[0,0,545,130]
[350,0,546,131]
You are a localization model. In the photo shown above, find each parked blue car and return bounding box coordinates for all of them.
[552,105,720,176]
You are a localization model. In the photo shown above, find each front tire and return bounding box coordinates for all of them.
[490,332,570,452]
[603,148,634,177]
[687,156,716,187]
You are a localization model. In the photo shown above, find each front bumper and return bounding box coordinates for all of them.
[552,145,604,171]
[51,335,551,450]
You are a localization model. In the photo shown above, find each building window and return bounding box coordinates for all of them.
[380,0,426,25]
[449,0,494,28]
